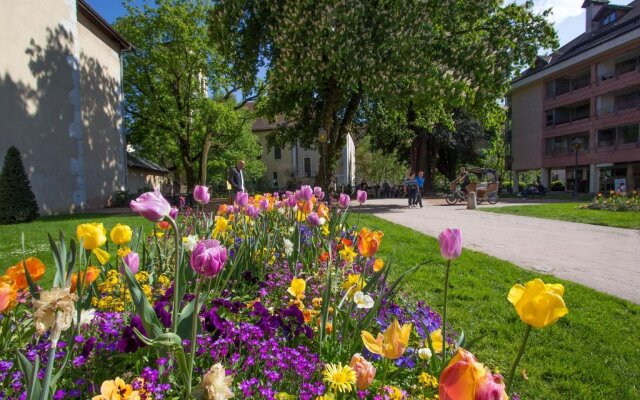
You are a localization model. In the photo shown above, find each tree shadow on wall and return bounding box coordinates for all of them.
[0,24,124,215]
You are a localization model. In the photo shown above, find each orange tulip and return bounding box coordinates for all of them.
[70,266,101,293]
[5,257,46,290]
[373,258,385,272]
[317,203,330,219]
[0,283,17,313]
[349,353,376,390]
[439,348,508,400]
[357,228,383,257]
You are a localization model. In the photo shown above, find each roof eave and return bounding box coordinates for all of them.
[76,0,133,52]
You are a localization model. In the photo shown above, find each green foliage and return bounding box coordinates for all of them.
[480,202,640,229]
[356,213,640,399]
[551,181,565,191]
[354,136,408,185]
[211,0,557,187]
[0,146,39,224]
[116,0,262,189]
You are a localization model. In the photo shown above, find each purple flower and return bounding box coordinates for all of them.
[130,189,172,222]
[246,205,260,218]
[190,239,227,277]
[314,186,325,200]
[121,251,140,274]
[339,193,350,208]
[357,190,367,204]
[235,192,249,208]
[286,195,297,207]
[179,196,186,208]
[297,185,313,202]
[306,212,321,227]
[169,206,179,219]
[259,198,269,210]
[117,315,147,353]
[438,228,462,260]
[193,185,211,205]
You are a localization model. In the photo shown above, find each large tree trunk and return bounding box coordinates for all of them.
[199,132,213,186]
[407,105,438,195]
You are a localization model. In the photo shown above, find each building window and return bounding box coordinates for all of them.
[304,158,311,178]
[272,171,278,187]
[545,110,554,126]
[598,128,616,147]
[620,124,639,144]
[615,57,637,76]
[274,147,282,160]
[615,91,638,111]
[602,12,616,26]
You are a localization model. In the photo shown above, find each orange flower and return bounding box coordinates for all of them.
[5,257,46,290]
[325,322,333,334]
[439,348,508,400]
[157,221,171,230]
[0,283,17,313]
[341,238,353,248]
[373,258,385,272]
[319,252,330,262]
[317,203,330,219]
[357,228,383,257]
[70,266,101,293]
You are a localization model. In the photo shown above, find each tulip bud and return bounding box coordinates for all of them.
[130,189,172,222]
[438,228,462,260]
[190,240,227,277]
[338,193,350,208]
[122,252,140,274]
[418,348,432,361]
[356,190,367,204]
[193,185,211,205]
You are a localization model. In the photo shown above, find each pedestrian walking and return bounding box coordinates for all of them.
[415,170,425,208]
[404,172,418,208]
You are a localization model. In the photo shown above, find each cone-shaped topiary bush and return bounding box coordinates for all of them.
[0,146,39,224]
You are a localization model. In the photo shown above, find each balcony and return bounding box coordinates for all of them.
[545,102,590,127]
[545,72,592,106]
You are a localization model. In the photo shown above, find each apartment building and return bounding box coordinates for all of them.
[509,0,640,193]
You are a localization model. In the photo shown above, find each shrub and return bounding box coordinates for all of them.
[585,191,639,211]
[0,146,39,224]
[550,180,565,191]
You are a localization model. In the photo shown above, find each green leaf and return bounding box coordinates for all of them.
[122,265,164,339]
[16,352,42,400]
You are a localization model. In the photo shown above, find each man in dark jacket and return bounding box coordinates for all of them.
[229,160,246,195]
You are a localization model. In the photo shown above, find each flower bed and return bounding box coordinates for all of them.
[584,191,639,211]
[0,186,568,399]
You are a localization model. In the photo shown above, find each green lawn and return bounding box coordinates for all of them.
[0,213,153,287]
[479,202,640,229]
[353,213,640,399]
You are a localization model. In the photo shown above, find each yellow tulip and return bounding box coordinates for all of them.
[342,274,365,296]
[110,224,132,245]
[508,278,569,328]
[77,223,107,250]
[288,277,306,299]
[373,258,384,272]
[361,319,412,359]
[430,328,445,354]
[93,248,111,265]
[212,216,229,238]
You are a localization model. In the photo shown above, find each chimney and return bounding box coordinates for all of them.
[582,0,609,32]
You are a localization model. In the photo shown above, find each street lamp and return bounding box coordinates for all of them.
[318,127,329,202]
[572,137,583,198]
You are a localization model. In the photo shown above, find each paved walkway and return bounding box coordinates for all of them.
[360,198,640,303]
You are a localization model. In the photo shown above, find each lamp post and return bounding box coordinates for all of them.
[318,127,329,202]
[572,137,583,198]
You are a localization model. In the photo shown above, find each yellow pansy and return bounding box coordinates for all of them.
[288,277,306,299]
[339,246,357,263]
[212,216,229,238]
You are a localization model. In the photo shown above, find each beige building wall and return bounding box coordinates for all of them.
[511,82,544,171]
[127,169,169,194]
[255,131,295,189]
[0,0,126,214]
[77,12,126,209]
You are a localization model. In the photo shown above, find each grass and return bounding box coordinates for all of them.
[0,213,153,287]
[2,212,639,398]
[477,203,640,229]
[352,213,640,400]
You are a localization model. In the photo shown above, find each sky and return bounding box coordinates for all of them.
[87,0,635,47]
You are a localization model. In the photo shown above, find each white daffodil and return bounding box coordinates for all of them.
[183,235,199,252]
[283,239,294,257]
[353,291,374,309]
[319,217,326,226]
[74,308,96,326]
[417,347,432,361]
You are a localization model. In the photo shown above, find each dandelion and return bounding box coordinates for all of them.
[322,363,356,394]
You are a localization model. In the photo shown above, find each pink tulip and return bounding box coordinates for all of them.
[169,207,179,220]
[286,195,297,207]
[178,196,186,208]
[246,205,260,218]
[193,185,211,205]
[275,201,283,209]
[339,193,350,208]
[297,185,313,202]
[235,192,249,208]
[357,190,367,204]
[314,186,325,200]
[121,252,140,274]
[349,353,376,390]
[190,239,227,277]
[306,212,321,227]
[259,198,269,210]
[438,228,462,260]
[475,373,508,400]
[130,189,172,222]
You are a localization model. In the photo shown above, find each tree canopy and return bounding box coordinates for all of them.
[116,0,263,190]
[210,0,557,187]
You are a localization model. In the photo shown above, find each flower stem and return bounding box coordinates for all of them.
[186,279,202,397]
[41,318,60,400]
[441,260,451,366]
[506,324,532,394]
[167,216,181,333]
